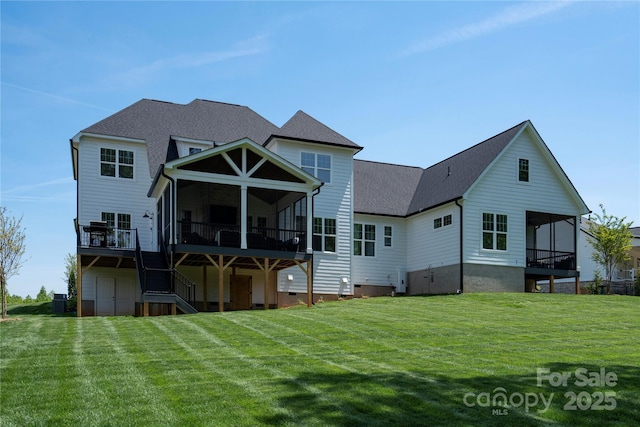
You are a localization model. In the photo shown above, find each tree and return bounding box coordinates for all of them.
[587,205,633,294]
[36,286,50,302]
[0,207,27,319]
[63,253,77,299]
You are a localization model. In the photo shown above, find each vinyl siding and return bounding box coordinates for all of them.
[463,130,585,267]
[406,203,460,272]
[352,214,407,288]
[77,136,155,251]
[271,139,354,295]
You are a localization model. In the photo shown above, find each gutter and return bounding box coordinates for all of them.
[455,199,464,293]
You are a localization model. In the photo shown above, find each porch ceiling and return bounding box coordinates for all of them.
[526,211,575,227]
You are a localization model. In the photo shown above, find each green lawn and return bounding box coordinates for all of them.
[1,293,638,426]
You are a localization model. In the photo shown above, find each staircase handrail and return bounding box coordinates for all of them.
[134,230,147,293]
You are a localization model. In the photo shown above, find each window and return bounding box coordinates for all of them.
[301,152,331,183]
[313,217,336,252]
[294,198,306,232]
[384,226,392,247]
[519,158,529,182]
[101,148,134,179]
[257,216,267,232]
[482,213,507,251]
[435,214,453,229]
[189,147,202,155]
[354,223,375,256]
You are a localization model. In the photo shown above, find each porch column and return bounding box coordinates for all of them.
[218,254,224,312]
[264,258,270,310]
[307,259,313,307]
[202,265,208,311]
[306,191,313,253]
[575,276,580,295]
[240,184,248,249]
[549,275,555,293]
[77,254,82,317]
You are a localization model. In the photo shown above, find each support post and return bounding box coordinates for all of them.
[575,276,580,295]
[307,260,313,307]
[143,302,149,317]
[171,303,176,316]
[218,254,224,312]
[77,254,82,317]
[549,275,555,294]
[203,265,208,311]
[264,258,269,310]
[240,185,248,249]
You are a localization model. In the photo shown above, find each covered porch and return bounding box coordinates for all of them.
[525,211,580,293]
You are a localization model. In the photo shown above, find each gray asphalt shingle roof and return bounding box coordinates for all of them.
[81,99,360,178]
[354,121,529,216]
[274,111,362,151]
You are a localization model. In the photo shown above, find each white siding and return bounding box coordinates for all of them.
[77,136,155,250]
[352,214,407,288]
[406,203,460,272]
[272,139,354,295]
[463,129,585,267]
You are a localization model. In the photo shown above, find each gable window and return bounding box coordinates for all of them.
[101,148,134,179]
[482,213,508,251]
[443,214,452,226]
[384,226,392,247]
[519,158,529,182]
[313,217,336,252]
[434,218,442,229]
[301,152,331,183]
[189,147,202,155]
[354,223,375,256]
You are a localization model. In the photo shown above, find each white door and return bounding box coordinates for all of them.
[96,277,115,316]
[115,278,135,316]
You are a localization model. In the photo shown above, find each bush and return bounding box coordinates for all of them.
[634,274,640,296]
[585,270,603,295]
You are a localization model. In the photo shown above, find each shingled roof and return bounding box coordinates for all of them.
[82,99,280,177]
[354,121,529,216]
[273,110,363,151]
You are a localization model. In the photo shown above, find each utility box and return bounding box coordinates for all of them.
[52,294,67,313]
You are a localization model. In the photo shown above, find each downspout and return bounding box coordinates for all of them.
[455,199,464,293]
[161,165,176,268]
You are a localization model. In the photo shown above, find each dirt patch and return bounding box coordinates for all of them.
[0,317,22,322]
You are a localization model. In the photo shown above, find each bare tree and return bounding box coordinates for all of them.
[0,207,27,319]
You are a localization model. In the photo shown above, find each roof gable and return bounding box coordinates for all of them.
[406,121,528,215]
[166,138,320,186]
[81,99,280,177]
[272,110,363,151]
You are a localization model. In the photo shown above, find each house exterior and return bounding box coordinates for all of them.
[71,98,590,316]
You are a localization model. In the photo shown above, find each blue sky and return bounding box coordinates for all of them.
[1,1,638,298]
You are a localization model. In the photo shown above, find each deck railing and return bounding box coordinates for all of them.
[526,249,576,270]
[79,224,137,250]
[177,221,304,252]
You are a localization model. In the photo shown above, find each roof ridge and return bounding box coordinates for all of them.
[424,120,529,171]
[354,158,423,169]
[190,98,247,108]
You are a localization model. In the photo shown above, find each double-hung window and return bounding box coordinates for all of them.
[384,226,392,247]
[101,148,134,179]
[354,223,376,256]
[301,152,331,183]
[313,217,336,252]
[482,213,508,251]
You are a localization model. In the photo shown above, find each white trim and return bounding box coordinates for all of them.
[72,132,146,144]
